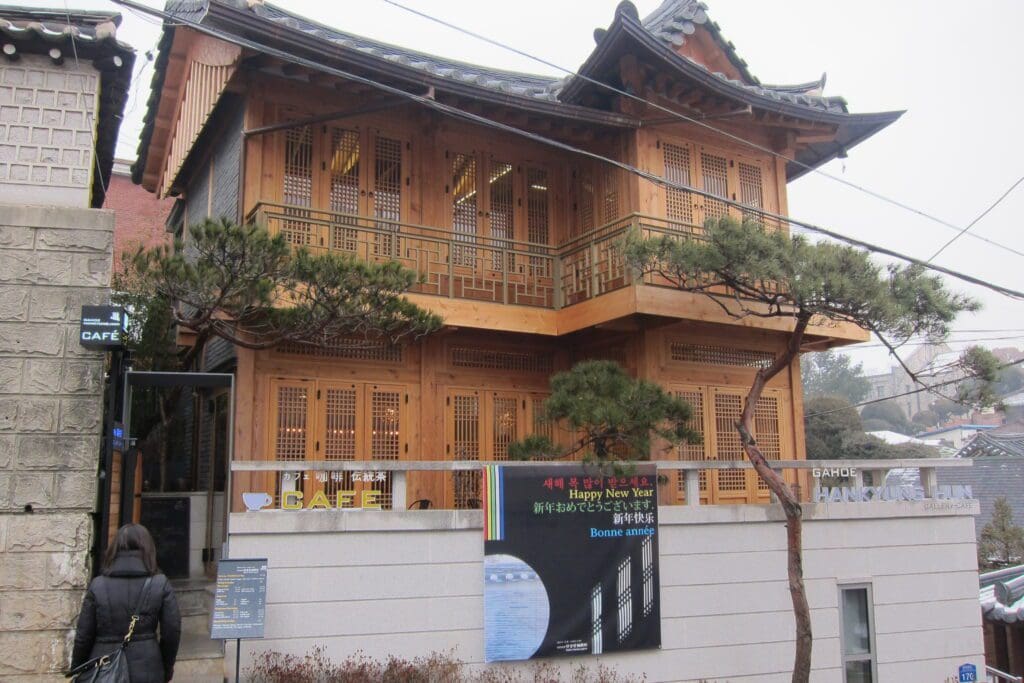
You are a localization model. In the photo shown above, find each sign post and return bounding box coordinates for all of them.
[211,558,268,683]
[80,305,127,574]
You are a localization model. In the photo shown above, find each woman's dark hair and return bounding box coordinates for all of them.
[103,523,160,576]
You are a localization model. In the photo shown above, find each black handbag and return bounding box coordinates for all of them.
[67,576,153,682]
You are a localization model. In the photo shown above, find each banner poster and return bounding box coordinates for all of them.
[483,464,661,662]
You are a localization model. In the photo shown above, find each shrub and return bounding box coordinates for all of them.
[246,648,645,683]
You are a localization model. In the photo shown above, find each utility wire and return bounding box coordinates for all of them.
[845,334,1024,350]
[927,174,1024,262]
[380,0,1024,261]
[804,358,1024,418]
[113,0,1024,301]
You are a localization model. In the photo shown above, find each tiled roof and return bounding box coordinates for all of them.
[638,0,847,114]
[0,5,135,207]
[252,2,566,103]
[959,432,1024,458]
[936,457,1024,533]
[980,565,1024,625]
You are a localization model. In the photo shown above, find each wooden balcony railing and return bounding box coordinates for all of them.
[247,203,727,310]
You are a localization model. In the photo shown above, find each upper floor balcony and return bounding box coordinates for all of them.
[248,201,867,344]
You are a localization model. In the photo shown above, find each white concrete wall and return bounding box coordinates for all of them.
[0,54,98,207]
[228,503,985,683]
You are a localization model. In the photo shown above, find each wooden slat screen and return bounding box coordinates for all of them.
[602,167,620,225]
[491,395,518,462]
[323,384,357,502]
[713,391,746,492]
[451,152,478,267]
[700,151,730,222]
[373,134,403,256]
[738,161,764,226]
[753,394,781,492]
[282,125,314,245]
[451,391,481,509]
[490,160,514,271]
[674,387,708,494]
[663,142,694,225]
[669,342,775,369]
[450,346,553,373]
[329,127,361,251]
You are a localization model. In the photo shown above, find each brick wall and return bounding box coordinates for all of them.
[0,204,113,681]
[105,172,173,275]
[0,55,98,208]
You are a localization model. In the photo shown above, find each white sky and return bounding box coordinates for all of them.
[24,0,1024,374]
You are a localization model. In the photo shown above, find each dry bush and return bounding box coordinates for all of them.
[246,647,645,683]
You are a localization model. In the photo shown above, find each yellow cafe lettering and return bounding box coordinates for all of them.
[281,489,382,510]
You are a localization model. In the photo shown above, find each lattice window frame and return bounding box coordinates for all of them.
[668,342,775,370]
[273,338,404,364]
[663,141,694,226]
[449,346,554,373]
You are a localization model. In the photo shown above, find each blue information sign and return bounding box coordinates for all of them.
[959,663,977,682]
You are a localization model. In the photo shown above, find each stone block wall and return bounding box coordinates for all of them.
[0,54,99,208]
[0,204,113,681]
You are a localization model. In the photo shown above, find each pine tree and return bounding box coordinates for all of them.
[626,217,978,683]
[979,497,1024,570]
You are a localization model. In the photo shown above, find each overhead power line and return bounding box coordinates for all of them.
[114,0,1024,302]
[380,0,1024,262]
[844,334,1024,350]
[804,358,1024,419]
[927,174,1024,262]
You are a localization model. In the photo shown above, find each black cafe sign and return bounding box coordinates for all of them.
[79,305,126,349]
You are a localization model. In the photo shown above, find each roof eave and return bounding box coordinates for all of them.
[203,1,636,128]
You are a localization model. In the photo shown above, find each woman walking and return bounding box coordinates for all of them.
[70,524,182,682]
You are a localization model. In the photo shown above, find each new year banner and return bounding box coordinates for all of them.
[483,464,661,662]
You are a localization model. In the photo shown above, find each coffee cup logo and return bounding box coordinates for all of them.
[242,492,272,511]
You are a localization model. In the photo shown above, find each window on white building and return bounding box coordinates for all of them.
[839,584,877,683]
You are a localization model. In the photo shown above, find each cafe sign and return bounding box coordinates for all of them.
[79,305,126,349]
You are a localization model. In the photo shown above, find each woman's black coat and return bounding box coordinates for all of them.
[70,551,182,683]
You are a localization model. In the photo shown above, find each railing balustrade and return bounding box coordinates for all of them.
[247,203,727,310]
[231,458,972,512]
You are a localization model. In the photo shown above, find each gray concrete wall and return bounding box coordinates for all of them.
[229,502,985,682]
[0,55,99,208]
[0,204,113,681]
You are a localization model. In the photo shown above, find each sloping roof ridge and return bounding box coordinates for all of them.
[639,0,757,85]
[250,1,565,95]
[0,4,122,26]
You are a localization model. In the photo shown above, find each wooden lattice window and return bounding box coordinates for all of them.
[741,160,765,227]
[490,160,514,270]
[674,387,708,494]
[451,152,478,267]
[669,342,774,369]
[527,166,550,275]
[664,142,694,225]
[274,338,403,363]
[753,394,781,491]
[700,151,730,221]
[713,391,746,491]
[492,395,518,462]
[531,395,552,442]
[372,134,403,256]
[450,347,554,373]
[273,383,309,460]
[574,168,595,237]
[322,384,357,502]
[450,390,481,509]
[282,125,314,245]
[601,166,620,225]
[328,127,360,251]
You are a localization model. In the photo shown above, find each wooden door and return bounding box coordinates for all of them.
[669,385,711,505]
[268,378,315,502]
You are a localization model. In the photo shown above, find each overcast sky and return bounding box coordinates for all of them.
[24,0,1024,375]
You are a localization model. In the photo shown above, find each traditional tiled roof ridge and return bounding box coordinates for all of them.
[0,4,135,207]
[639,0,757,85]
[252,1,565,100]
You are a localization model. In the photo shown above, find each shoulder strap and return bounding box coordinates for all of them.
[123,577,153,645]
[132,577,154,617]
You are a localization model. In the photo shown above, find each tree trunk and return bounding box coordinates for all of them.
[736,313,812,683]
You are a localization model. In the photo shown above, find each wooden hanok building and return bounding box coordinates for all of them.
[131,0,901,513]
